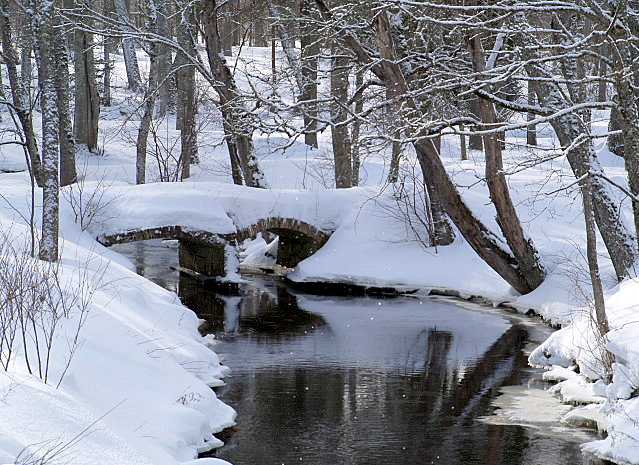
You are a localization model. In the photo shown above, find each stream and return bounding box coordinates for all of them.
[111,239,608,465]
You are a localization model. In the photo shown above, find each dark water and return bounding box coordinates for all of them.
[111,240,607,465]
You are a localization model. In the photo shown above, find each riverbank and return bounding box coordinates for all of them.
[0,176,236,464]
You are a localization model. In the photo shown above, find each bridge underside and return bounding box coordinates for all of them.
[98,218,331,280]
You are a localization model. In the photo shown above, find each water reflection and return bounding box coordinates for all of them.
[110,240,607,465]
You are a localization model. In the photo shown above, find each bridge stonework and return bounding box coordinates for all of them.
[97,217,332,278]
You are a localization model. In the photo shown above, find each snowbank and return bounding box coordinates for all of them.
[0,176,236,464]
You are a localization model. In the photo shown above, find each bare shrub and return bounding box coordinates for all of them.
[61,159,117,231]
[0,229,108,387]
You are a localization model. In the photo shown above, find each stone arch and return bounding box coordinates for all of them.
[235,217,331,268]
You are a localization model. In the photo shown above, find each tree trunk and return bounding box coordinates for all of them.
[201,0,267,188]
[156,0,171,117]
[0,0,42,185]
[468,35,545,291]
[582,175,609,336]
[270,0,318,149]
[19,17,32,101]
[526,85,537,146]
[460,123,468,161]
[387,86,401,183]
[73,0,100,153]
[610,29,639,261]
[598,45,608,103]
[175,0,198,180]
[219,2,233,56]
[330,45,353,189]
[136,1,160,185]
[53,21,76,187]
[300,0,319,149]
[114,0,142,91]
[469,98,483,150]
[608,105,624,157]
[351,67,363,186]
[102,0,114,106]
[31,2,60,262]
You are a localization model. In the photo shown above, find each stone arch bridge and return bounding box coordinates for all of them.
[97,217,332,278]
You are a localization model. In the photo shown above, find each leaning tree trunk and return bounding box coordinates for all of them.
[0,0,42,185]
[31,2,60,262]
[53,20,76,187]
[373,12,457,248]
[201,0,267,188]
[468,35,545,291]
[114,0,142,92]
[330,44,353,188]
[73,2,100,153]
[372,9,536,291]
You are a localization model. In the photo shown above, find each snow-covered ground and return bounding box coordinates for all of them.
[1,46,639,464]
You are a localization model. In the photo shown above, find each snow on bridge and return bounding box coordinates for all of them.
[92,181,369,273]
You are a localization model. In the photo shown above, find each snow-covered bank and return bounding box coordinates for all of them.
[0,176,235,464]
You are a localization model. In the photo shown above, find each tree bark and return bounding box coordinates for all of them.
[581,175,609,337]
[136,1,160,185]
[610,33,639,262]
[460,123,468,161]
[31,2,60,262]
[300,11,319,149]
[102,0,114,106]
[330,45,353,188]
[175,0,198,180]
[114,0,142,91]
[351,67,363,186]
[526,85,537,146]
[387,86,401,183]
[73,0,100,153]
[155,0,171,117]
[53,21,76,187]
